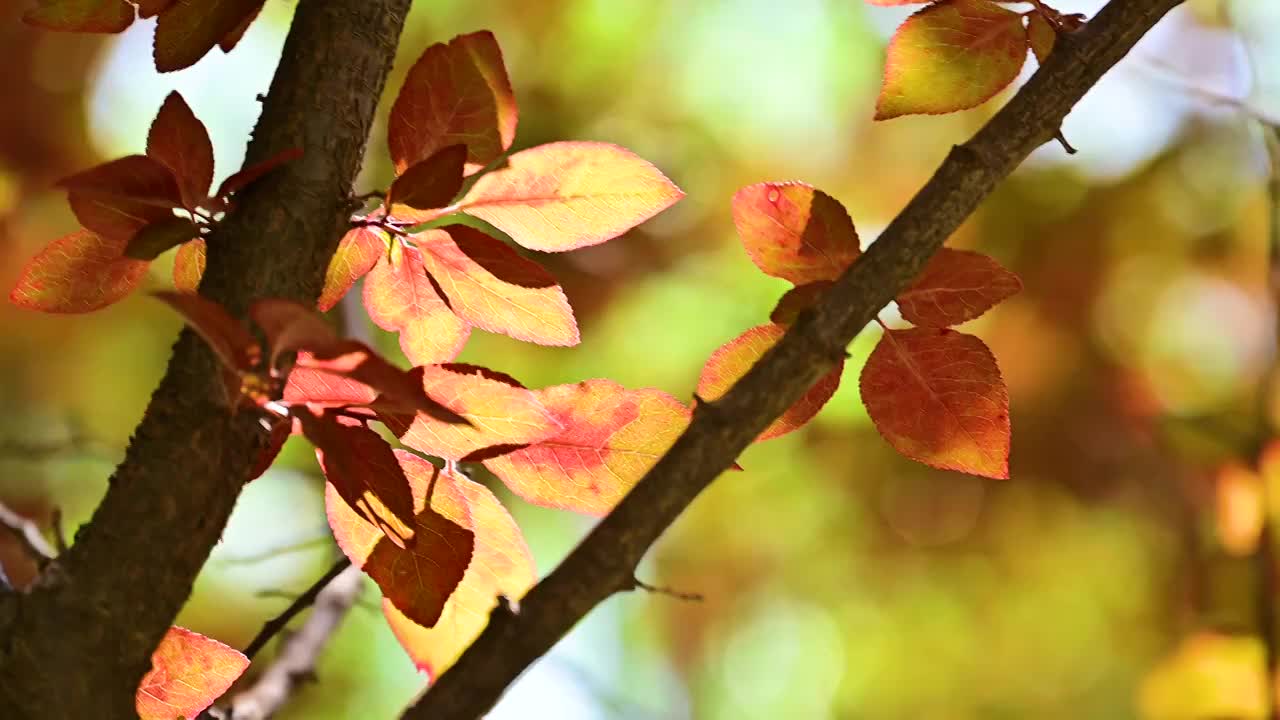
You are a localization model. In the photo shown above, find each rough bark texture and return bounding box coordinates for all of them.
[0,1,411,717]
[403,1,1186,717]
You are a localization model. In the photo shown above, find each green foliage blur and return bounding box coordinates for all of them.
[2,0,1279,717]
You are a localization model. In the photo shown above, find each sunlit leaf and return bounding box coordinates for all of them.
[895,248,1021,327]
[318,226,387,312]
[483,379,690,515]
[10,231,149,313]
[173,238,205,292]
[135,626,248,720]
[418,226,579,346]
[152,291,261,373]
[386,145,467,223]
[732,182,858,284]
[875,0,1029,120]
[23,0,134,33]
[457,141,684,252]
[860,327,1010,478]
[147,91,214,209]
[286,347,467,425]
[363,241,471,365]
[153,0,264,72]
[388,31,517,176]
[697,324,842,441]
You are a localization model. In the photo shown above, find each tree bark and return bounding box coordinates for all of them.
[0,1,411,717]
[402,0,1186,717]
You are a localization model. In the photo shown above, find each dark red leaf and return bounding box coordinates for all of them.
[215,148,303,199]
[151,291,261,373]
[386,145,467,223]
[147,91,214,208]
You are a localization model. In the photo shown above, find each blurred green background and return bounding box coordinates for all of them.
[3,0,1280,717]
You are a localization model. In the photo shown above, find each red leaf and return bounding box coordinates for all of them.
[860,327,1010,478]
[896,248,1021,327]
[151,291,261,373]
[136,0,174,19]
[9,230,149,313]
[387,364,562,462]
[384,466,534,679]
[418,226,579,346]
[147,92,214,209]
[218,1,262,52]
[1027,12,1056,64]
[698,324,842,441]
[388,31,517,176]
[153,0,264,72]
[732,182,859,284]
[247,297,338,368]
[287,346,468,425]
[172,238,206,292]
[215,148,303,199]
[61,155,182,241]
[318,226,387,312]
[770,281,833,326]
[125,216,198,261]
[325,449,474,628]
[248,417,290,481]
[386,145,467,223]
[135,626,248,720]
[457,141,684,252]
[483,379,690,515]
[875,0,1029,120]
[23,0,135,33]
[363,241,471,365]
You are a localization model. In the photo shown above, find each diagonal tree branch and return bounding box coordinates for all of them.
[0,1,412,717]
[403,1,1187,717]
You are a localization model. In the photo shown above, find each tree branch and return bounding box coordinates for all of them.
[403,1,1187,717]
[0,1,411,716]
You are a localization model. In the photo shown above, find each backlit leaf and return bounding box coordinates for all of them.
[215,148,303,200]
[136,0,174,19]
[875,0,1029,120]
[388,364,562,462]
[860,327,1009,478]
[172,238,205,292]
[23,0,134,33]
[136,627,248,720]
[732,182,859,284]
[418,226,579,346]
[457,141,684,252]
[697,324,842,441]
[386,145,467,223]
[217,1,261,52]
[147,91,214,208]
[152,291,261,372]
[10,231,148,313]
[483,379,690,515]
[895,248,1021,327]
[363,241,471,365]
[125,216,198,261]
[153,0,264,72]
[770,281,832,326]
[318,227,387,312]
[304,411,416,545]
[384,466,534,679]
[388,31,517,176]
[286,347,467,424]
[325,450,474,628]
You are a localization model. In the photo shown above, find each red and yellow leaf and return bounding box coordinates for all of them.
[23,0,135,33]
[732,182,859,284]
[698,324,842,441]
[388,31,517,176]
[770,281,833,326]
[483,379,690,515]
[286,347,467,424]
[215,148,303,200]
[173,238,206,292]
[386,145,467,223]
[457,141,684,252]
[418,226,578,346]
[860,327,1010,478]
[153,0,264,72]
[384,467,534,679]
[10,231,149,313]
[147,91,214,209]
[135,626,248,720]
[305,411,417,545]
[318,227,387,312]
[875,0,1029,120]
[325,450,475,629]
[363,241,471,365]
[895,247,1021,327]
[388,364,562,462]
[152,291,261,372]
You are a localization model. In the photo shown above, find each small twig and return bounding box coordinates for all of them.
[1053,129,1078,154]
[628,577,704,603]
[0,502,56,565]
[241,558,351,661]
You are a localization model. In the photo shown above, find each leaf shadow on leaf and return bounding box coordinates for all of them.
[438,225,558,290]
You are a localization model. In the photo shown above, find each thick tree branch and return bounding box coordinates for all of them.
[404,1,1186,717]
[0,1,411,717]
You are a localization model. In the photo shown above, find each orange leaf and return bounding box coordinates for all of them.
[152,291,261,373]
[860,327,1010,478]
[384,466,534,679]
[153,0,264,72]
[483,379,690,515]
[10,230,148,313]
[318,226,387,312]
[126,216,198,261]
[135,626,248,720]
[325,450,475,628]
[418,226,579,346]
[147,91,214,209]
[457,141,684,252]
[1027,12,1056,64]
[23,0,135,33]
[214,147,303,200]
[386,145,467,223]
[770,281,833,326]
[173,238,206,292]
[387,364,562,462]
[732,182,859,284]
[1216,463,1264,556]
[895,248,1021,327]
[698,324,842,441]
[388,31,517,176]
[363,241,471,365]
[875,0,1029,120]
